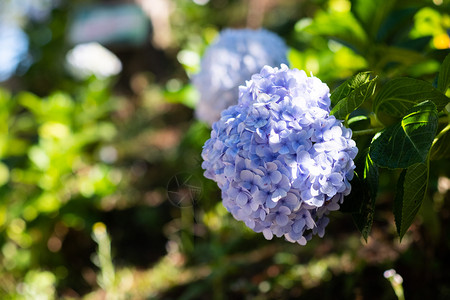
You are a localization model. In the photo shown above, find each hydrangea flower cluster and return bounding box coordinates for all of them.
[193,28,288,125]
[201,64,358,245]
[0,24,29,82]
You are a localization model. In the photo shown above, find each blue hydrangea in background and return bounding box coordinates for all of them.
[0,24,29,82]
[193,28,288,125]
[202,64,358,245]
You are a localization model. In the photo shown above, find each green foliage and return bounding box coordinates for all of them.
[373,77,449,121]
[325,54,449,241]
[437,53,450,93]
[394,162,429,240]
[340,150,379,241]
[330,72,377,119]
[353,152,379,241]
[347,115,371,131]
[430,124,450,160]
[350,0,396,41]
[305,10,368,53]
[370,101,439,169]
[0,81,119,295]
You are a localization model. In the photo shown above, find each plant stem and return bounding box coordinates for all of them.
[352,127,383,137]
[432,123,450,146]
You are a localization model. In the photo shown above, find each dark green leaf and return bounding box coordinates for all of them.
[351,0,395,40]
[394,162,428,240]
[376,7,419,43]
[330,73,377,119]
[430,124,450,161]
[341,148,379,241]
[348,115,371,131]
[352,202,375,242]
[340,171,365,214]
[373,77,449,120]
[341,147,367,214]
[351,152,379,241]
[372,46,427,72]
[437,54,450,93]
[396,36,432,52]
[364,153,378,204]
[370,101,438,169]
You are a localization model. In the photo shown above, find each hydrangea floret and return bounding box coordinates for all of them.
[201,64,358,245]
[193,28,288,125]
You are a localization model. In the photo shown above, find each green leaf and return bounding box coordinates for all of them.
[370,100,438,169]
[430,124,450,161]
[17,92,42,115]
[348,115,371,131]
[351,0,395,40]
[330,72,377,119]
[340,148,367,214]
[164,84,198,109]
[330,72,371,105]
[305,10,368,53]
[364,153,379,204]
[376,7,419,44]
[340,148,379,241]
[394,162,429,240]
[351,152,379,241]
[340,171,365,214]
[373,77,449,120]
[0,88,11,107]
[372,45,427,72]
[437,54,450,93]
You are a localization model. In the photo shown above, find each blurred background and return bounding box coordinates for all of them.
[0,0,449,299]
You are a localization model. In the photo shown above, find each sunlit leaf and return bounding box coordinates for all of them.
[17,92,42,115]
[164,84,198,109]
[0,162,9,186]
[305,10,368,53]
[0,88,11,106]
[331,72,370,105]
[0,89,13,158]
[437,54,450,93]
[373,77,449,120]
[330,72,377,119]
[370,101,438,169]
[394,162,428,240]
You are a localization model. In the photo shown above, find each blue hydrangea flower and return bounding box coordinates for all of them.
[193,28,288,125]
[0,24,29,82]
[201,64,358,245]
